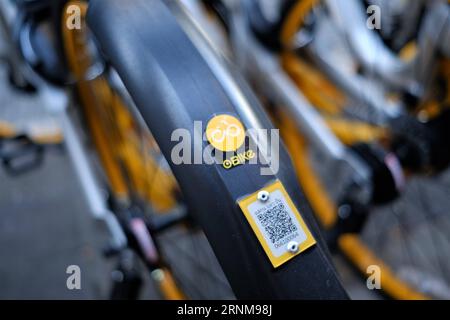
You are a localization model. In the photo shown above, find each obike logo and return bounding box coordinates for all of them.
[206,114,256,170]
[223,150,256,170]
[170,115,279,175]
[206,114,245,152]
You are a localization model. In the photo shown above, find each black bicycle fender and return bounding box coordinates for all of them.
[87,0,347,299]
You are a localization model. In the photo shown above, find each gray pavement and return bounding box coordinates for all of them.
[0,151,110,299]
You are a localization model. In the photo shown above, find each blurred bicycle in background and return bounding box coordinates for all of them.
[201,0,450,299]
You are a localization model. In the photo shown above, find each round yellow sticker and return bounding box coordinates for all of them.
[206,114,245,152]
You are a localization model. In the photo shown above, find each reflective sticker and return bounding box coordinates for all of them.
[206,114,245,152]
[238,180,316,268]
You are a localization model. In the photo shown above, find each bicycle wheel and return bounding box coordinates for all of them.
[273,0,450,299]
[62,0,234,299]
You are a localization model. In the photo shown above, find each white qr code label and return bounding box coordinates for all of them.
[238,180,316,268]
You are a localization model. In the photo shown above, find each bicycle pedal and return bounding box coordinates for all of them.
[0,135,45,176]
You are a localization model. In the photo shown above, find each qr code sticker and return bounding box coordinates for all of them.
[255,199,298,247]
